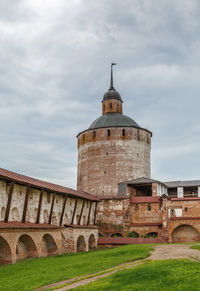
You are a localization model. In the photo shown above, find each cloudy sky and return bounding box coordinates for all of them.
[0,0,200,188]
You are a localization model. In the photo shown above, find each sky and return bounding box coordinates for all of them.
[0,0,200,188]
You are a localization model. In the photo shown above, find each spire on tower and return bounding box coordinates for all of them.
[110,63,117,90]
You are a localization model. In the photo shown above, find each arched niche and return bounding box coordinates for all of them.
[88,234,96,250]
[77,236,86,252]
[16,234,38,261]
[0,236,12,265]
[172,225,200,243]
[41,234,58,257]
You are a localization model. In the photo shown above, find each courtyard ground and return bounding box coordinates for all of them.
[1,243,200,291]
[40,244,200,290]
[0,244,152,291]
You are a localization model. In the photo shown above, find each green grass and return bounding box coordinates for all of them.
[75,259,200,291]
[0,244,152,291]
[190,244,200,251]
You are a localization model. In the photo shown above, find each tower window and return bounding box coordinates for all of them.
[83,134,85,141]
[122,129,125,136]
[93,131,96,138]
[147,134,150,144]
[137,130,140,141]
[110,103,112,109]
[117,103,119,110]
[107,129,110,137]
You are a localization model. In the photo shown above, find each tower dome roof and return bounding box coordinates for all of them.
[103,88,122,102]
[88,112,141,130]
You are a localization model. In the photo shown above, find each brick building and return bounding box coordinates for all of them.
[77,64,200,245]
[1,65,200,265]
[0,168,99,265]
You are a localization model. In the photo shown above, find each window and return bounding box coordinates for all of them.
[83,134,85,141]
[137,130,140,141]
[93,131,96,138]
[147,203,151,211]
[107,129,110,137]
[110,103,112,109]
[185,207,188,212]
[147,134,150,144]
[135,204,139,211]
[117,104,119,110]
[122,129,125,136]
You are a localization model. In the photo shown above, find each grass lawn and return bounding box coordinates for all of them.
[0,244,152,291]
[190,244,200,251]
[75,259,200,291]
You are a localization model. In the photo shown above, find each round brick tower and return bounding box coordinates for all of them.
[77,64,152,197]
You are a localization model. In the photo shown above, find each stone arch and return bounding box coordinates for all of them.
[11,207,19,221]
[41,234,58,257]
[26,209,30,222]
[76,214,80,224]
[77,236,86,252]
[127,232,139,238]
[171,224,200,243]
[111,233,123,238]
[88,234,96,250]
[64,213,69,224]
[44,210,48,223]
[1,207,5,220]
[83,215,86,225]
[16,234,38,261]
[0,236,12,265]
[52,212,57,225]
[34,208,38,221]
[144,232,158,238]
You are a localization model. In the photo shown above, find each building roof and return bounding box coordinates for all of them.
[0,221,62,229]
[0,168,100,201]
[119,177,167,187]
[130,196,161,203]
[88,112,141,130]
[165,180,200,188]
[103,88,122,102]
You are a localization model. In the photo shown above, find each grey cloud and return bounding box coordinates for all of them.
[0,0,200,188]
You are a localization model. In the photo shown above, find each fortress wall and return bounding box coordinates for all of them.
[77,127,151,197]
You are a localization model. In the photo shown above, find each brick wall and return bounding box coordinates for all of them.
[77,127,151,197]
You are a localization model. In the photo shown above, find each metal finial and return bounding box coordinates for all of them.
[110,63,117,90]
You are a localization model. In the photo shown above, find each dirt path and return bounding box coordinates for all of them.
[36,244,200,291]
[149,244,200,261]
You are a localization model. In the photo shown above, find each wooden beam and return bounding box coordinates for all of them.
[87,201,92,225]
[48,193,55,225]
[4,182,14,222]
[78,200,85,225]
[36,190,43,224]
[71,198,78,225]
[93,202,97,225]
[22,186,30,223]
[59,195,67,226]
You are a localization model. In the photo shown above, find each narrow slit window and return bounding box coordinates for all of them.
[110,103,112,109]
[93,131,96,138]
[147,203,151,211]
[137,130,140,141]
[122,129,125,136]
[107,129,110,137]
